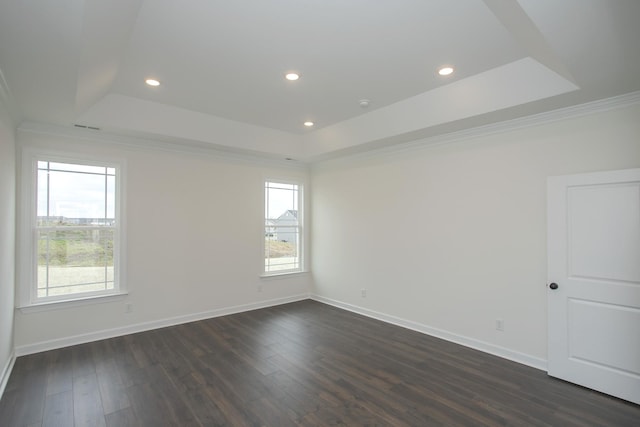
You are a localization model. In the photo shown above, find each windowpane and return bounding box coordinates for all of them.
[267,182,296,191]
[265,238,299,272]
[37,162,115,226]
[106,175,116,221]
[265,183,298,220]
[37,228,114,298]
[46,162,107,175]
[37,168,49,220]
[264,181,301,273]
[32,157,120,302]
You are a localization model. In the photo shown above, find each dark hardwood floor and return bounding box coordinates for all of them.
[1,300,638,426]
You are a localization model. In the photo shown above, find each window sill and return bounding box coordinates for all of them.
[17,292,129,314]
[260,270,310,280]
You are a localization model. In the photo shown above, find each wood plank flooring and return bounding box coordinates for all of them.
[1,300,638,426]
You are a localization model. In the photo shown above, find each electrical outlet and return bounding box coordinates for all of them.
[258,284,263,292]
[496,318,504,331]
[361,289,367,298]
[125,303,133,314]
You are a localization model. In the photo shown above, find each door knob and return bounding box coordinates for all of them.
[549,283,559,290]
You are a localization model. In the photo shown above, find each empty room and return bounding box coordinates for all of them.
[1,1,639,426]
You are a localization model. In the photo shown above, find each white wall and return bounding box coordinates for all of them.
[8,99,640,368]
[311,103,640,365]
[14,129,311,352]
[0,99,16,384]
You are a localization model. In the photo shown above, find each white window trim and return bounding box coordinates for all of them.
[17,147,127,308]
[262,178,305,277]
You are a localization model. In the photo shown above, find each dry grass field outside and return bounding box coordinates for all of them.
[265,240,299,271]
[36,239,297,297]
[37,266,114,297]
[265,240,296,258]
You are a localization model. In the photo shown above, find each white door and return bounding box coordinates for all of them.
[547,168,640,404]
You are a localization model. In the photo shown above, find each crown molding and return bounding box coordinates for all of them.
[466,90,640,138]
[17,121,311,171]
[313,90,640,168]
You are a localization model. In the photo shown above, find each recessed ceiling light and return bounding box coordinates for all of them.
[145,78,160,87]
[304,121,314,127]
[285,73,300,81]
[438,66,454,76]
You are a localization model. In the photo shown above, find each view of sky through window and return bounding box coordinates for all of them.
[37,161,115,223]
[265,182,298,220]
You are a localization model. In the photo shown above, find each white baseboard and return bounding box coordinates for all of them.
[311,294,547,372]
[14,293,310,356]
[0,351,16,400]
[12,293,547,373]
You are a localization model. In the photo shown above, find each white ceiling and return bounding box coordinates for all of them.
[1,0,639,161]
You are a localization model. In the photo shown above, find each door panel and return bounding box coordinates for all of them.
[568,183,640,282]
[568,299,640,374]
[548,168,640,405]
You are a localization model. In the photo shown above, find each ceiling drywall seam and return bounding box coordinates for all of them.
[311,90,640,171]
[0,66,21,125]
[75,0,144,115]
[483,0,577,85]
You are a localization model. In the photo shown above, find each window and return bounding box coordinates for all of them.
[24,156,124,304]
[264,180,302,274]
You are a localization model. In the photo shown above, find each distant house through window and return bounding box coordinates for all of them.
[275,210,298,243]
[264,181,302,274]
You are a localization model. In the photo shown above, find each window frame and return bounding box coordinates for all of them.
[262,179,304,276]
[18,148,127,308]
